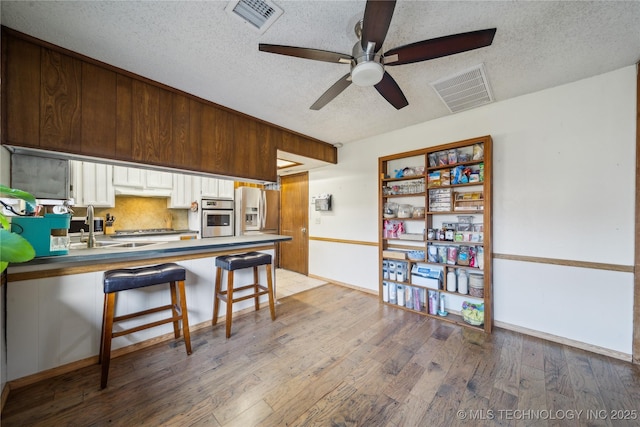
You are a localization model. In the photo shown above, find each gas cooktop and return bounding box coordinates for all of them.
[114,228,176,236]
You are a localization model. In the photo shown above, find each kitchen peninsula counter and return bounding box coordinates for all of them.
[7,234,292,278]
[5,234,291,383]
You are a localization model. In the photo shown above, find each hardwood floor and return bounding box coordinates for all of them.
[2,283,639,426]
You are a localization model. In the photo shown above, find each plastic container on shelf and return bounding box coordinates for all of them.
[446,270,457,292]
[412,206,425,218]
[457,269,469,294]
[383,202,398,218]
[397,204,413,218]
[469,274,484,297]
[457,216,474,224]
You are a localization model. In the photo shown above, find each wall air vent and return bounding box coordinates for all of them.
[225,0,283,34]
[430,64,494,113]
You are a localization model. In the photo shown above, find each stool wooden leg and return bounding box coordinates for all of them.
[225,271,234,338]
[213,267,222,326]
[98,292,108,364]
[169,281,180,339]
[100,292,116,389]
[266,264,276,321]
[178,280,192,355]
[253,266,260,311]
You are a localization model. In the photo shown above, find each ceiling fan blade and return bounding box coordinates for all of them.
[310,73,352,110]
[361,0,396,53]
[374,72,408,110]
[259,44,352,64]
[384,28,497,66]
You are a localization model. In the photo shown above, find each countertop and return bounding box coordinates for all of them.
[110,229,197,237]
[8,234,292,272]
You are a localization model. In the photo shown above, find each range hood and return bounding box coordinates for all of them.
[113,186,172,198]
[11,153,70,200]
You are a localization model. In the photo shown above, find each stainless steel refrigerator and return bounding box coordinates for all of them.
[235,187,279,235]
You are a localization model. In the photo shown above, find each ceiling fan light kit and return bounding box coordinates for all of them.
[351,61,384,86]
[350,39,384,86]
[259,0,496,110]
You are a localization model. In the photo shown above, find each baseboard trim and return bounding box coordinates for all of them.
[1,382,10,415]
[308,236,378,247]
[307,275,377,296]
[6,319,216,391]
[494,320,632,362]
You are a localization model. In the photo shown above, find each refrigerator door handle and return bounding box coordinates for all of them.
[260,191,266,229]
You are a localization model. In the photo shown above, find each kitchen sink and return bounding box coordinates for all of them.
[110,242,163,248]
[69,241,121,250]
[69,241,166,250]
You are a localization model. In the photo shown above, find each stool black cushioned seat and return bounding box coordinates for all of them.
[104,263,186,293]
[99,262,191,389]
[213,252,276,338]
[215,252,272,271]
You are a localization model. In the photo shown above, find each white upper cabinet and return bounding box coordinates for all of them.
[200,177,218,197]
[218,179,235,199]
[145,170,173,189]
[71,161,115,207]
[112,166,144,188]
[113,166,172,189]
[168,174,196,209]
[73,163,234,207]
[112,166,173,195]
[201,177,234,199]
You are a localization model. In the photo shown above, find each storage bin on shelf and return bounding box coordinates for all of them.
[461,301,484,326]
[454,191,484,211]
[397,204,413,218]
[469,273,484,297]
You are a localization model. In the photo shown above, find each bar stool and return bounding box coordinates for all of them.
[99,263,192,389]
[213,252,276,338]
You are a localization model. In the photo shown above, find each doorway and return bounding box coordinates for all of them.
[279,172,308,275]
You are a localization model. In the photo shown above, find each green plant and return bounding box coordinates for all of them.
[0,185,37,272]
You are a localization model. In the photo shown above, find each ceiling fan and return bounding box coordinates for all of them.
[259,0,496,110]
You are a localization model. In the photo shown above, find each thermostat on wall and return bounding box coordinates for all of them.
[314,194,332,211]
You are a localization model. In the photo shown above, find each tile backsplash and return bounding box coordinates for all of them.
[75,196,189,231]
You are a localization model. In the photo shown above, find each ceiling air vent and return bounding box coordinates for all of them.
[430,64,494,113]
[225,0,283,34]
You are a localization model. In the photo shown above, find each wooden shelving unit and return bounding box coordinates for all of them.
[378,136,493,333]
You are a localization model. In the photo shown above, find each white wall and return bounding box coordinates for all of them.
[309,66,637,356]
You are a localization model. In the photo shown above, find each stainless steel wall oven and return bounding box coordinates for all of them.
[201,198,234,238]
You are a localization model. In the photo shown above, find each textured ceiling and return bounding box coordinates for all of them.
[2,1,640,149]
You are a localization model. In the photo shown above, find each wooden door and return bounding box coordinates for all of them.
[279,172,308,274]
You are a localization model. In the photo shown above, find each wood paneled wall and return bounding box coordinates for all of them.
[1,27,337,182]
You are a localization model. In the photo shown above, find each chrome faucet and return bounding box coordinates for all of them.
[86,205,96,248]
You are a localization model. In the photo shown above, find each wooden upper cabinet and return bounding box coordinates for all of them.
[244,117,277,180]
[115,74,133,159]
[40,49,82,152]
[130,81,174,166]
[171,93,193,169]
[132,80,160,163]
[81,62,116,157]
[199,103,224,172]
[2,28,335,182]
[188,98,203,169]
[158,88,173,162]
[3,36,41,147]
[280,131,336,164]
